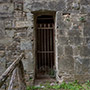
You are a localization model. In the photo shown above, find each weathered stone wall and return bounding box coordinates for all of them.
[0,0,34,88]
[23,0,90,83]
[0,0,90,88]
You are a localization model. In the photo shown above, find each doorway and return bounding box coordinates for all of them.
[36,14,55,78]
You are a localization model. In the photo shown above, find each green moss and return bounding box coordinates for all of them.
[66,18,70,22]
[79,17,86,22]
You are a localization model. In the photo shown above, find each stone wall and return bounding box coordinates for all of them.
[0,0,34,88]
[0,0,90,88]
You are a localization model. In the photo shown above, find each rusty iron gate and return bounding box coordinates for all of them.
[36,15,55,75]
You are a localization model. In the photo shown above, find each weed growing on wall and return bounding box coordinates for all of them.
[27,80,90,90]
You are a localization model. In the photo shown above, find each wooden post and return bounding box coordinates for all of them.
[8,68,17,90]
[0,53,24,88]
[17,61,26,90]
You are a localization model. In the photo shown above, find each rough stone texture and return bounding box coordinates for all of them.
[74,58,90,75]
[0,0,89,89]
[0,57,6,75]
[84,22,90,36]
[0,21,5,39]
[58,55,74,75]
[20,39,32,50]
[0,3,14,13]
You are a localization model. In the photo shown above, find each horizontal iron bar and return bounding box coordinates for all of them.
[37,51,54,53]
[37,28,53,29]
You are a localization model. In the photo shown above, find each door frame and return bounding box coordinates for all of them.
[32,11,56,79]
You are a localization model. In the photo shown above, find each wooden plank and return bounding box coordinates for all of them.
[0,53,24,88]
[17,61,26,90]
[8,68,17,90]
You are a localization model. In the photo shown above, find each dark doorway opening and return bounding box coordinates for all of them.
[36,15,55,78]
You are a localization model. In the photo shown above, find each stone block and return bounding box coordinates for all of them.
[68,37,74,45]
[0,51,5,57]
[56,12,66,30]
[0,38,13,45]
[74,37,82,45]
[22,58,34,72]
[48,0,65,11]
[58,37,68,45]
[6,30,15,38]
[0,3,14,19]
[58,55,74,75]
[84,22,90,36]
[87,14,90,21]
[63,75,75,82]
[14,2,23,10]
[31,2,47,11]
[0,13,13,19]
[0,44,5,50]
[58,74,74,82]
[72,2,80,10]
[73,46,80,56]
[0,57,6,75]
[57,30,68,37]
[80,46,90,57]
[20,39,32,50]
[12,0,22,2]
[23,0,32,12]
[22,51,34,75]
[66,0,73,11]
[0,3,14,13]
[31,0,65,11]
[86,37,90,49]
[80,0,90,5]
[0,0,10,3]
[14,28,27,38]
[16,32,27,38]
[66,0,80,12]
[15,21,29,28]
[68,37,82,45]
[48,1,57,10]
[68,30,80,37]
[26,12,33,20]
[65,45,73,56]
[74,57,90,75]
[55,0,65,11]
[74,75,90,83]
[0,21,5,39]
[5,20,13,28]
[58,45,63,56]
[86,37,90,44]
[81,5,90,13]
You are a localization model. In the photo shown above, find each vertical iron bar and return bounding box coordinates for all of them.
[47,24,49,71]
[52,23,54,67]
[44,24,46,73]
[48,24,51,68]
[43,28,44,72]
[38,28,40,71]
[39,24,42,69]
[50,24,52,69]
[51,23,53,69]
[37,24,40,71]
[37,27,39,70]
[41,24,43,71]
[42,28,43,71]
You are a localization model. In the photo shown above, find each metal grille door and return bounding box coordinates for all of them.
[36,15,54,75]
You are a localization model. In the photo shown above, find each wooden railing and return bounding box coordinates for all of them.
[0,53,26,90]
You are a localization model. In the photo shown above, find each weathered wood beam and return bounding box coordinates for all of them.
[8,68,17,90]
[0,53,24,88]
[17,61,26,90]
